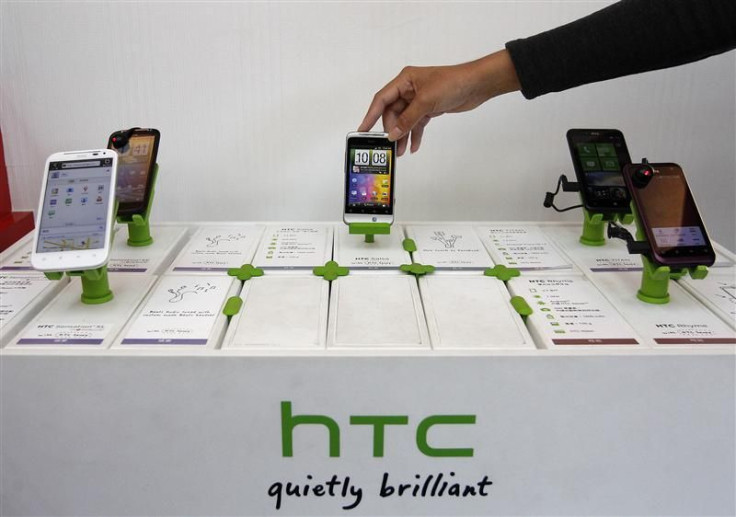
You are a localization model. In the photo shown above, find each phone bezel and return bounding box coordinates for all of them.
[343,132,396,225]
[31,149,118,272]
[566,128,632,213]
[624,162,715,267]
[108,128,160,217]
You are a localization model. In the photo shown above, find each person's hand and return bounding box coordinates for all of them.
[358,49,521,155]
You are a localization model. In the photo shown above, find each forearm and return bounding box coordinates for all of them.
[505,0,736,99]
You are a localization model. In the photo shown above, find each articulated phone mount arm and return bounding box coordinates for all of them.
[116,164,158,247]
[543,173,633,246]
[347,222,391,243]
[607,202,708,305]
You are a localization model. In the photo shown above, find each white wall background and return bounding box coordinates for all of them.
[2,1,734,250]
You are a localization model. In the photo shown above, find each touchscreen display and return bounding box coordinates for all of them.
[115,134,156,204]
[36,158,114,252]
[345,145,394,215]
[568,130,631,210]
[635,168,707,250]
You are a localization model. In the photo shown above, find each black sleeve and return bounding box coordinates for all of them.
[505,0,736,99]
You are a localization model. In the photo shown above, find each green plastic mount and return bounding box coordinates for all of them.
[630,203,709,304]
[222,296,243,317]
[313,260,349,281]
[227,264,264,281]
[484,265,521,282]
[402,238,417,253]
[399,262,435,277]
[510,296,533,318]
[116,164,158,247]
[45,266,113,304]
[579,209,631,247]
[348,222,391,243]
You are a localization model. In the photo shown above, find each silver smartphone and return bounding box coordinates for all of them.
[343,132,396,225]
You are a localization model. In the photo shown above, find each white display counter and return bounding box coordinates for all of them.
[1,222,734,517]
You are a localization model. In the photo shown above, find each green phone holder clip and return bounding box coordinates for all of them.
[116,164,158,247]
[580,209,634,247]
[348,222,391,243]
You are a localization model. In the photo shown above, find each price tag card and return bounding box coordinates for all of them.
[0,274,54,326]
[11,275,155,348]
[333,225,409,270]
[476,224,573,271]
[0,241,33,271]
[118,275,236,347]
[592,272,736,346]
[252,224,333,270]
[169,225,264,273]
[405,225,493,270]
[108,226,188,274]
[678,268,736,329]
[507,276,641,348]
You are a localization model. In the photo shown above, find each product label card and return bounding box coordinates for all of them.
[508,276,640,347]
[679,270,736,327]
[171,225,264,272]
[333,225,410,269]
[253,225,333,269]
[108,226,187,273]
[18,323,113,345]
[562,241,643,272]
[120,275,234,345]
[0,274,53,325]
[0,243,33,271]
[477,225,572,271]
[405,225,493,269]
[592,272,736,345]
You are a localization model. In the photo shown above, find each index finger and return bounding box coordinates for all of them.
[358,75,405,132]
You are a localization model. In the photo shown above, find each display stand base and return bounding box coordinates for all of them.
[348,222,390,243]
[45,266,113,305]
[637,255,708,305]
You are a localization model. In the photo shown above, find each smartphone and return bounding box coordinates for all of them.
[343,132,396,224]
[31,149,118,271]
[624,162,715,267]
[107,128,160,217]
[567,129,632,212]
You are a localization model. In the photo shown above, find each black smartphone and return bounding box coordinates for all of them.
[107,128,160,217]
[566,129,632,213]
[624,162,715,267]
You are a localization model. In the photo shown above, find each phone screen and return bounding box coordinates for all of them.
[36,157,115,253]
[344,137,395,215]
[629,164,714,265]
[567,129,632,212]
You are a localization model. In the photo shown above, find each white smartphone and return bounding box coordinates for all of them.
[31,149,118,272]
[343,132,396,225]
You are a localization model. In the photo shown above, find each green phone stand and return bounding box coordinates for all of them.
[608,202,709,304]
[45,265,113,305]
[116,164,158,247]
[580,209,634,247]
[348,222,391,243]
